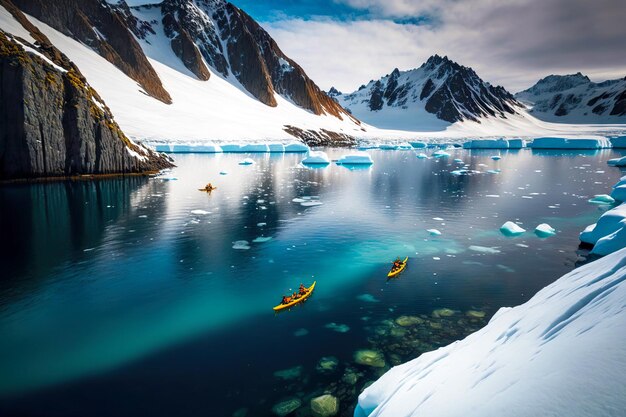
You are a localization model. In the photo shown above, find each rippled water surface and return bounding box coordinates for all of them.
[0,147,623,417]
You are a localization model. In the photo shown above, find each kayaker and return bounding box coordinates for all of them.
[282,295,291,304]
[298,284,306,295]
[204,183,214,192]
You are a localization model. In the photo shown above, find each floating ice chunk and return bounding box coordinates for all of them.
[611,185,626,202]
[190,209,210,215]
[160,176,178,181]
[416,153,428,159]
[301,151,330,165]
[433,150,450,158]
[580,203,626,255]
[397,143,413,150]
[589,194,615,205]
[300,201,323,207]
[257,222,267,227]
[491,155,502,160]
[336,152,374,165]
[463,139,509,149]
[535,223,556,237]
[219,171,228,175]
[608,156,626,167]
[454,158,464,163]
[507,139,526,149]
[427,229,442,236]
[232,240,251,250]
[221,144,244,153]
[469,245,501,254]
[487,169,500,174]
[238,158,255,166]
[485,194,500,198]
[252,236,272,243]
[410,141,427,148]
[284,142,310,153]
[609,136,626,148]
[240,143,269,153]
[500,221,526,236]
[268,143,286,152]
[379,144,398,150]
[292,198,307,203]
[530,137,611,149]
[293,328,309,337]
[433,217,444,221]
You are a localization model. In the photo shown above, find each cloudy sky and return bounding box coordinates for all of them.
[231,0,626,93]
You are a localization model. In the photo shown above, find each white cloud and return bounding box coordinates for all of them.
[263,0,626,93]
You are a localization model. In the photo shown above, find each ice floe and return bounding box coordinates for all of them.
[301,151,331,165]
[409,141,427,148]
[336,152,374,165]
[468,245,501,254]
[355,247,626,417]
[416,153,428,159]
[238,158,255,166]
[427,229,442,236]
[284,142,310,153]
[580,203,626,255]
[529,137,611,149]
[609,136,626,148]
[232,240,251,250]
[190,209,210,215]
[499,221,526,236]
[588,194,615,205]
[252,236,272,243]
[534,223,556,237]
[462,139,525,149]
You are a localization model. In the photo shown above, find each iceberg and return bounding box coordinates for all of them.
[284,142,310,153]
[379,144,398,150]
[336,152,374,165]
[238,158,255,166]
[240,143,269,153]
[588,194,615,205]
[416,153,428,159]
[409,142,427,149]
[301,151,330,165]
[507,139,526,149]
[232,240,251,250]
[462,139,526,149]
[355,247,626,417]
[529,137,611,149]
[221,144,244,153]
[580,203,626,255]
[609,136,626,148]
[432,150,450,158]
[268,143,286,153]
[611,177,626,201]
[490,155,501,160]
[607,156,626,167]
[427,229,442,236]
[154,144,171,152]
[534,223,556,237]
[499,221,526,236]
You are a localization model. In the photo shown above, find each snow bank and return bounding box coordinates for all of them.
[336,152,374,165]
[529,137,611,149]
[609,136,626,148]
[580,203,626,255]
[301,151,330,165]
[355,247,626,417]
[610,177,626,202]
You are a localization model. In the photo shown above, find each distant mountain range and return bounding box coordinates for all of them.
[515,73,626,122]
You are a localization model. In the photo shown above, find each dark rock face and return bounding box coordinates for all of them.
[515,73,626,120]
[0,30,172,180]
[283,126,356,147]
[156,0,356,120]
[11,0,172,104]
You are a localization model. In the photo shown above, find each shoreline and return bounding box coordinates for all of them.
[0,170,163,185]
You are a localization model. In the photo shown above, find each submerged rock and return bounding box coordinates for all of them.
[232,407,248,417]
[293,328,309,337]
[390,327,407,338]
[310,394,339,417]
[395,316,424,327]
[325,323,350,333]
[273,365,303,380]
[432,308,455,318]
[342,369,359,385]
[271,398,301,417]
[316,356,339,373]
[466,310,486,318]
[354,349,386,368]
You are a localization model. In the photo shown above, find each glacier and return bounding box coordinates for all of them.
[355,247,626,417]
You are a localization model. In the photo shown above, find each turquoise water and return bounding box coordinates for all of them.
[0,147,623,417]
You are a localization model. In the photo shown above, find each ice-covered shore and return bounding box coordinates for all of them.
[355,247,626,417]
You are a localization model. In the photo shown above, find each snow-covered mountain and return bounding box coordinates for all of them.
[331,55,521,131]
[1,0,362,144]
[515,73,626,123]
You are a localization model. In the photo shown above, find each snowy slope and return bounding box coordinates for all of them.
[355,248,626,417]
[516,73,626,123]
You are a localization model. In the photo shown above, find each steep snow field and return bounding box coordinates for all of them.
[356,247,626,417]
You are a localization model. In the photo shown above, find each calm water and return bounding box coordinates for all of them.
[0,147,623,417]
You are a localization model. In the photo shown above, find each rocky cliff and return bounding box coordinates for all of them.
[0,13,172,180]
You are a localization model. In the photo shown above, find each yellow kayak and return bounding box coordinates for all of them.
[273,281,316,311]
[387,257,408,278]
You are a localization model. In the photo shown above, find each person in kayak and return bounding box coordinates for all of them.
[298,284,307,295]
[392,258,403,270]
[282,295,292,304]
[204,183,215,192]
